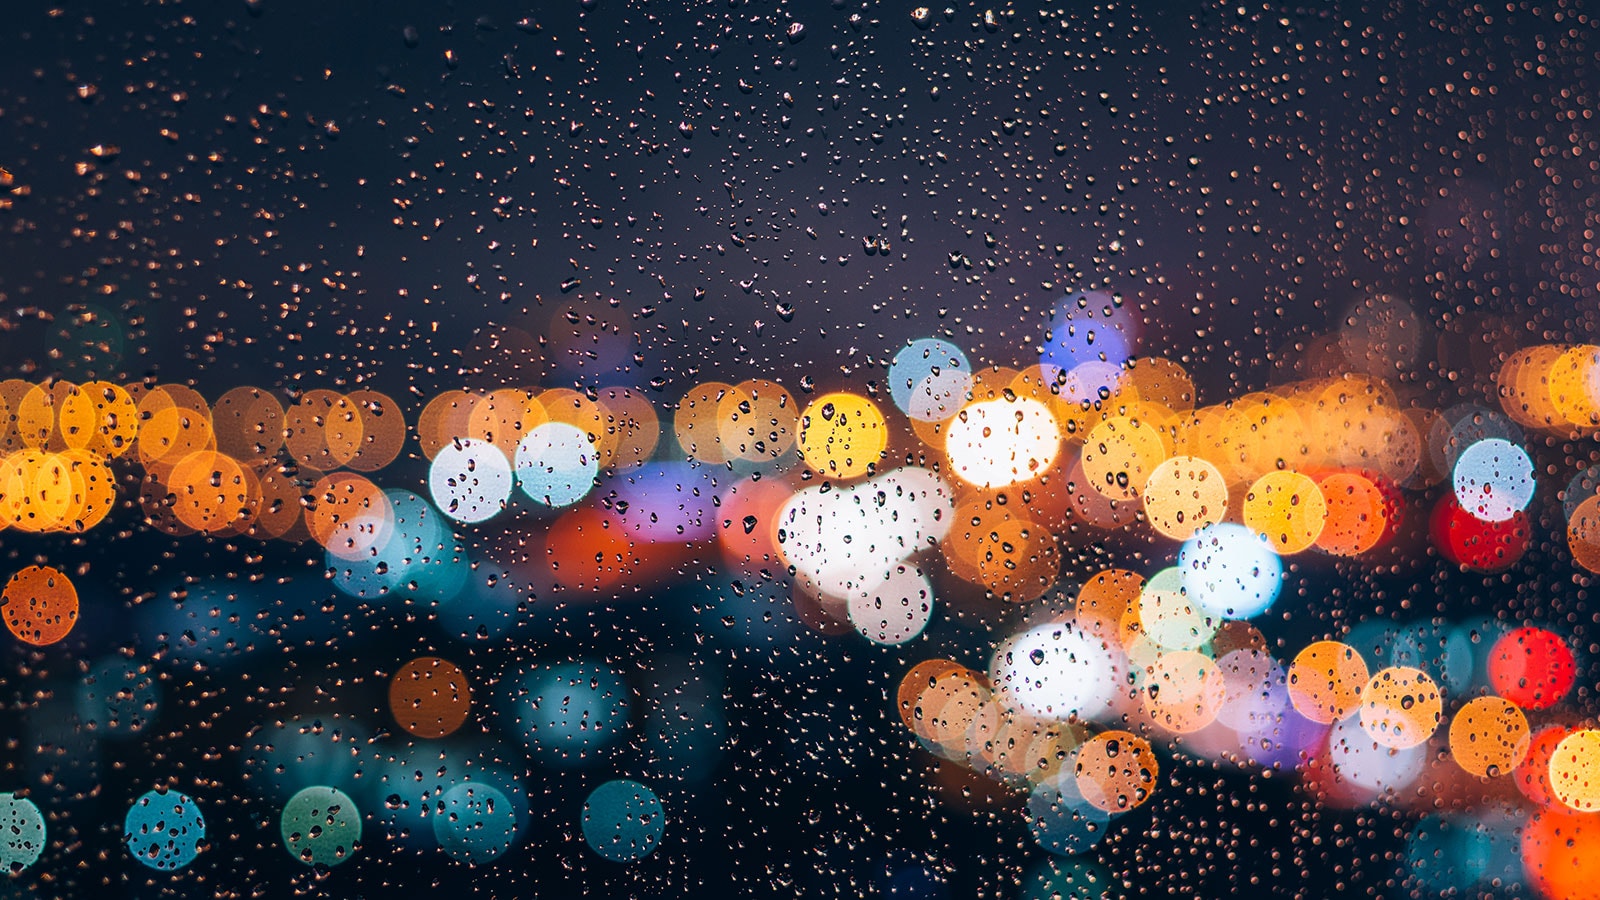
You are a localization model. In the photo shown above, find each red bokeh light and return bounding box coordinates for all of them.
[1429,493,1530,571]
[1490,627,1577,710]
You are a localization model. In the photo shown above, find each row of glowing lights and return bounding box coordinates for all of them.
[0,349,1583,563]
[0,372,1571,648]
[0,774,664,873]
[5,555,1596,882]
[0,574,671,872]
[4,325,1600,889]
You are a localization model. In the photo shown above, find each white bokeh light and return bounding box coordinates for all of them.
[990,621,1119,721]
[429,438,514,524]
[944,398,1062,488]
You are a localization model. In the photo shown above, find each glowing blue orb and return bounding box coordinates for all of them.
[1038,290,1135,379]
[0,793,45,872]
[515,422,599,507]
[502,661,630,767]
[281,785,361,867]
[888,338,971,421]
[124,789,204,871]
[1452,438,1534,523]
[433,782,519,864]
[581,779,665,862]
[1177,522,1283,620]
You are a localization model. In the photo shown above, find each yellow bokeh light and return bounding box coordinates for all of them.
[1079,415,1166,501]
[1242,470,1327,555]
[1448,695,1530,778]
[1359,666,1442,750]
[1141,455,1227,541]
[1548,344,1600,430]
[1287,640,1367,724]
[797,392,887,479]
[1550,729,1600,812]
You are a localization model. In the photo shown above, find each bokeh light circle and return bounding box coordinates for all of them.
[1452,438,1535,523]
[1287,641,1368,725]
[503,661,630,767]
[991,621,1117,722]
[1073,730,1158,812]
[123,789,204,871]
[433,782,519,864]
[0,793,44,872]
[1358,666,1442,750]
[429,438,514,524]
[1549,729,1600,812]
[1523,808,1600,900]
[944,397,1062,488]
[1141,455,1227,541]
[1448,696,1530,777]
[1079,416,1165,501]
[1242,470,1328,555]
[514,422,599,507]
[281,786,361,867]
[1136,566,1215,651]
[1488,627,1576,711]
[581,779,666,863]
[797,392,888,479]
[389,657,472,739]
[889,338,972,422]
[847,565,934,646]
[2,565,78,646]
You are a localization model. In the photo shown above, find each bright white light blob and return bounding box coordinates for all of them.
[847,564,934,646]
[990,621,1118,721]
[429,438,513,524]
[1177,522,1284,620]
[777,466,953,598]
[944,398,1062,488]
[515,422,598,507]
[1452,437,1535,523]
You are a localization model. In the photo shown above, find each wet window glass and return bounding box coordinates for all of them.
[4,2,1600,898]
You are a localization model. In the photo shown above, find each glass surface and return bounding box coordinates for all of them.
[2,3,1599,898]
